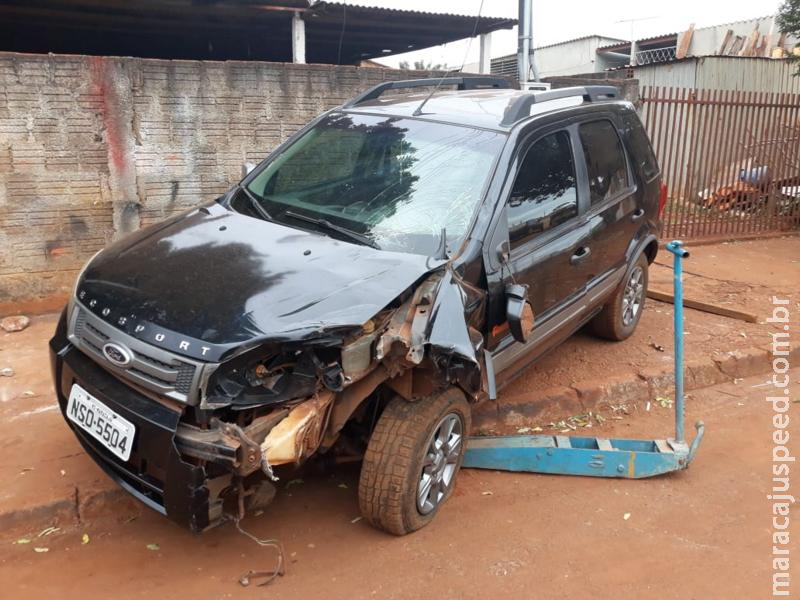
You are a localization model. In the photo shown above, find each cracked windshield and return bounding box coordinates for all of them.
[243,113,505,255]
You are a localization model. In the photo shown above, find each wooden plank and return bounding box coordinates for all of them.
[718,29,733,55]
[756,34,768,57]
[740,28,760,56]
[647,288,758,323]
[676,23,695,59]
[729,36,744,55]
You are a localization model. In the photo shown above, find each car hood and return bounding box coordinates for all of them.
[76,203,436,361]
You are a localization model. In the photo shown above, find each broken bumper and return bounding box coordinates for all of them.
[50,327,213,532]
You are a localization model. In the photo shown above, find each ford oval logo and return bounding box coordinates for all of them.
[102,342,133,367]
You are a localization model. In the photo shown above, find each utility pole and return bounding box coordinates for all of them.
[517,0,539,85]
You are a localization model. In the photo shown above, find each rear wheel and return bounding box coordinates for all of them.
[591,253,649,341]
[358,387,470,535]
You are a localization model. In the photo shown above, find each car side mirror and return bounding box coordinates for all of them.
[241,162,257,178]
[505,283,534,344]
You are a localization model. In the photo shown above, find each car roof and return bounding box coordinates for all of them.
[340,88,627,132]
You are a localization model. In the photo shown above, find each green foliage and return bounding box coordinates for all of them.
[778,0,800,74]
[398,60,445,71]
[778,0,800,37]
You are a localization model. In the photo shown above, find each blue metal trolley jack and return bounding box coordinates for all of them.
[463,241,705,479]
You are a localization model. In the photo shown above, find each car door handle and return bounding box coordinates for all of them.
[570,246,591,265]
[631,208,645,221]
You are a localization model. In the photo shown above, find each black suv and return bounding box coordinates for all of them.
[49,77,664,535]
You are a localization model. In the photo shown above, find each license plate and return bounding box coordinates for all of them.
[67,384,135,461]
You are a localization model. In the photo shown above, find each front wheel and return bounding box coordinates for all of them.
[358,388,471,535]
[591,253,649,341]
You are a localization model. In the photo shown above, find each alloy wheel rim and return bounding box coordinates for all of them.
[621,266,644,326]
[417,413,463,515]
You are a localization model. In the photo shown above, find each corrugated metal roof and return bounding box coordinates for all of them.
[597,34,679,52]
[596,14,779,52]
[490,34,627,64]
[310,1,513,21]
[533,35,627,51]
[694,15,777,31]
[0,0,516,64]
[307,2,516,63]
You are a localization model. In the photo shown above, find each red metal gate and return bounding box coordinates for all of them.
[640,86,800,240]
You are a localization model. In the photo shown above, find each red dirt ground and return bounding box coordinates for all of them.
[0,236,797,598]
[0,370,796,599]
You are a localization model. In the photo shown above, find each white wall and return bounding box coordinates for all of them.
[532,36,625,77]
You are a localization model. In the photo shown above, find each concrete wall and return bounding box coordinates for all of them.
[532,36,626,78]
[0,52,435,306]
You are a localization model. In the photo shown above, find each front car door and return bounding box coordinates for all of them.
[487,125,595,379]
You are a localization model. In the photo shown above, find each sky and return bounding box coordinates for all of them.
[364,0,784,68]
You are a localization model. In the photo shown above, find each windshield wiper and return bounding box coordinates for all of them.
[282,210,380,249]
[238,184,273,222]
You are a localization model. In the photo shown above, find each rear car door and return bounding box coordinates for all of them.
[575,117,640,301]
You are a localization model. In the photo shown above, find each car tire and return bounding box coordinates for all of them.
[591,253,649,341]
[358,387,471,536]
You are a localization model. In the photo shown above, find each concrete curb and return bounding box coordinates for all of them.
[472,342,799,432]
[0,483,142,538]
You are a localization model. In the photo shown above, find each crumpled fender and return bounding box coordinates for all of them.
[425,268,478,365]
[372,266,494,402]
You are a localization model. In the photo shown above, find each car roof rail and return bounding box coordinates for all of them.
[343,76,512,108]
[499,85,619,127]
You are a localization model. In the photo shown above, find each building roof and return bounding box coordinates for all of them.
[491,34,628,64]
[597,34,679,53]
[306,2,516,64]
[694,15,777,31]
[0,0,516,64]
[532,35,627,52]
[596,14,779,53]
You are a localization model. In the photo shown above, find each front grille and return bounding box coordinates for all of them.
[68,302,205,404]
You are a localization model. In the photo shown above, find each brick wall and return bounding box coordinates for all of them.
[0,52,435,305]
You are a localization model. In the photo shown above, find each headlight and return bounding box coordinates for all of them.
[204,345,316,409]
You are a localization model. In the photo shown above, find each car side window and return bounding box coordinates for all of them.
[621,113,659,181]
[507,131,578,249]
[579,120,630,205]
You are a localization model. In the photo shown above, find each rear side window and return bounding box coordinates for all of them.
[507,131,578,248]
[622,113,659,181]
[579,120,630,205]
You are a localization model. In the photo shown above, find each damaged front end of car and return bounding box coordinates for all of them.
[51,263,492,532]
[169,266,491,530]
